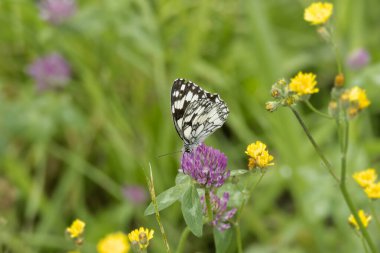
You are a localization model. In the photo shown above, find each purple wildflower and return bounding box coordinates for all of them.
[347,48,370,70]
[201,192,237,231]
[181,143,230,188]
[27,53,71,91]
[122,185,148,205]
[39,0,76,25]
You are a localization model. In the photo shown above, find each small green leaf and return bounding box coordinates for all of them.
[230,169,248,176]
[181,184,203,237]
[175,173,192,185]
[144,182,191,216]
[214,227,234,253]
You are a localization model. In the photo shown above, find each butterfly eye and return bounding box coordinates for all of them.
[171,78,229,152]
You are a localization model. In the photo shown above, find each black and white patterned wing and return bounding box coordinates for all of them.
[171,79,207,140]
[171,78,229,151]
[181,99,229,149]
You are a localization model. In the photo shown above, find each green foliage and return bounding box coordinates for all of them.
[144,174,191,215]
[181,184,203,237]
[214,228,234,253]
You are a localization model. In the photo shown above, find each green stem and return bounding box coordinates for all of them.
[146,165,171,253]
[305,100,333,119]
[339,120,377,253]
[205,188,213,222]
[235,172,265,253]
[369,201,380,231]
[290,107,339,182]
[340,181,376,252]
[327,25,343,74]
[175,227,190,253]
[235,223,243,253]
[237,173,264,220]
[362,236,370,253]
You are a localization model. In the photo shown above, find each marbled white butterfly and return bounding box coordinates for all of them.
[171,78,229,152]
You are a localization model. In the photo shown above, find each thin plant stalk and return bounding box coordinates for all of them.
[235,172,265,253]
[369,201,380,230]
[291,107,377,252]
[305,100,333,119]
[290,107,339,182]
[175,227,190,253]
[326,25,343,74]
[205,188,213,222]
[146,164,171,253]
[237,172,265,221]
[235,224,243,253]
[338,119,377,253]
[362,236,370,253]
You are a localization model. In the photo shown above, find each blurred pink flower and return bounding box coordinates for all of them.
[27,53,71,91]
[122,185,148,205]
[347,48,370,70]
[39,0,76,25]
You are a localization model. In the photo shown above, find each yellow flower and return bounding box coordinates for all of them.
[245,141,274,170]
[365,183,380,199]
[352,168,377,188]
[289,72,319,96]
[97,232,130,253]
[348,210,372,230]
[304,2,333,25]
[341,86,370,109]
[128,227,154,250]
[66,219,85,238]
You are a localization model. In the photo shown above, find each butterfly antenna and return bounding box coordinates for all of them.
[156,150,183,158]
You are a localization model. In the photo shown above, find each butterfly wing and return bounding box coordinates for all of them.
[171,78,229,151]
[181,99,229,149]
[171,79,207,140]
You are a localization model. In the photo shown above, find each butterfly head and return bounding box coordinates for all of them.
[183,142,199,153]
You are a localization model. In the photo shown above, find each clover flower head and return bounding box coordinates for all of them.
[181,144,230,188]
[39,0,76,25]
[201,192,237,231]
[364,183,380,200]
[97,232,130,253]
[352,168,377,188]
[66,219,85,238]
[128,227,154,250]
[289,72,319,96]
[347,48,370,70]
[122,185,148,204]
[348,210,372,230]
[304,2,333,25]
[245,141,274,170]
[27,53,71,91]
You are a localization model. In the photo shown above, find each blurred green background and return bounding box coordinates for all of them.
[1,0,380,252]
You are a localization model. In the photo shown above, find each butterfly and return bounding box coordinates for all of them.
[171,78,229,152]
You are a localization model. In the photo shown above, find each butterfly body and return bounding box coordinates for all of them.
[171,78,229,152]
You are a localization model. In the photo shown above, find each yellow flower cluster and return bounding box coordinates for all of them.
[245,141,274,170]
[97,232,130,253]
[353,168,380,199]
[304,2,333,25]
[365,183,380,199]
[341,86,370,115]
[289,72,319,96]
[328,86,371,119]
[66,219,86,239]
[128,227,154,250]
[348,210,372,230]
